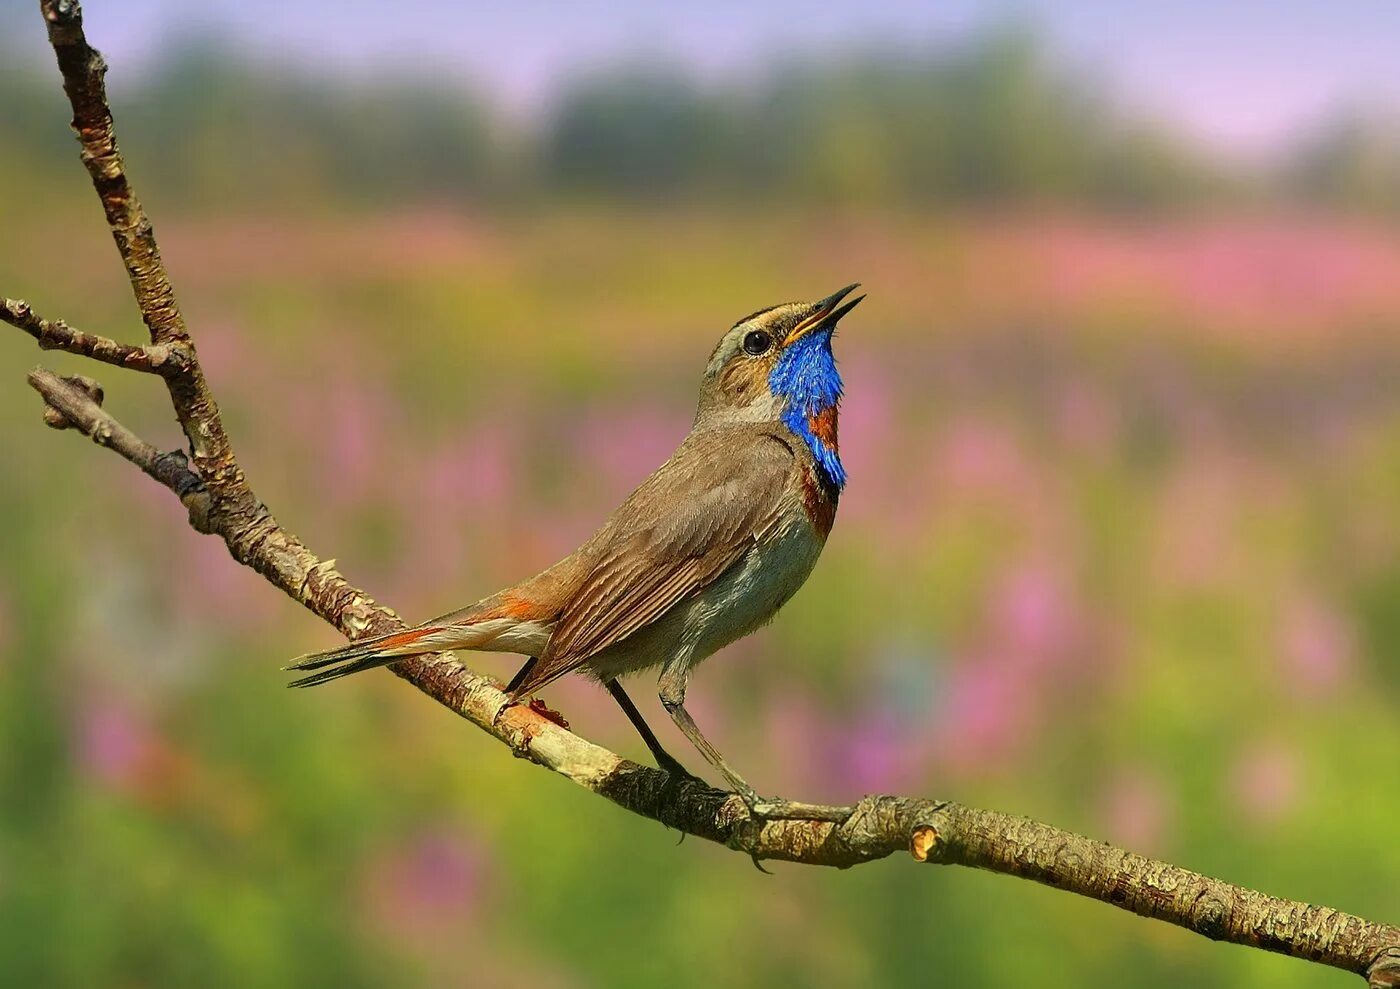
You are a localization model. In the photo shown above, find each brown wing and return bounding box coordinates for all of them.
[512,429,797,695]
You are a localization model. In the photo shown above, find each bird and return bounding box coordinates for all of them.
[285,284,864,820]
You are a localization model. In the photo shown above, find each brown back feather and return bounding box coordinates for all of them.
[512,427,796,695]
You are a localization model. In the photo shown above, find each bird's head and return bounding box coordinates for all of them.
[695,283,863,488]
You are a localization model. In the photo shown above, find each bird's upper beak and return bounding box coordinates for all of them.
[783,283,865,345]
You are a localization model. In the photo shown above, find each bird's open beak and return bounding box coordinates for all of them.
[784,283,865,345]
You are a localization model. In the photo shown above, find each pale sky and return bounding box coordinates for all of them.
[5,0,1399,158]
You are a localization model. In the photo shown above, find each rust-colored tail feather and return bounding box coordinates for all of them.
[283,625,448,687]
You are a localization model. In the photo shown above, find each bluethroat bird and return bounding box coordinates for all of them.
[286,284,864,820]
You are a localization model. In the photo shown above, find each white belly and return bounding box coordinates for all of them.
[585,513,827,682]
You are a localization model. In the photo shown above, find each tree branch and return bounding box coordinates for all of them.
[1,298,183,374]
[24,366,210,521]
[9,2,1399,985]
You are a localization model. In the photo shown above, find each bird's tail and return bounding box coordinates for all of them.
[282,623,471,687]
[283,600,552,687]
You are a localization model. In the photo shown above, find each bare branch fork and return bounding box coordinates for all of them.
[5,2,1397,983]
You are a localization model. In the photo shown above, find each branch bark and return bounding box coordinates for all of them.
[7,2,1399,984]
[3,298,182,374]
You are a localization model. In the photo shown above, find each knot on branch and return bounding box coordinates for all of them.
[148,448,214,533]
[153,342,196,376]
[910,825,939,862]
[40,373,103,430]
[3,298,39,332]
[36,318,74,351]
[1188,888,1233,941]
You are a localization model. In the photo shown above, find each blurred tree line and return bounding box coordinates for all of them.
[1287,108,1400,217]
[2,26,1397,214]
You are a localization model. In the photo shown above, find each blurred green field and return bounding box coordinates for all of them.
[4,18,1400,986]
[4,196,1400,987]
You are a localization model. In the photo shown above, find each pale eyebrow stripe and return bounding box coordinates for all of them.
[731,303,784,328]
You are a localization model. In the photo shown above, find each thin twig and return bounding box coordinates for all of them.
[2,297,183,374]
[8,3,1400,986]
[25,367,212,530]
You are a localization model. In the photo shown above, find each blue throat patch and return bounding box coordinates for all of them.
[768,329,846,490]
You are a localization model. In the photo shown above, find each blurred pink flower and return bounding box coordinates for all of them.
[987,562,1077,670]
[323,380,391,498]
[372,208,498,274]
[1277,592,1355,697]
[1099,769,1175,852]
[574,406,690,489]
[834,355,898,522]
[424,418,522,512]
[1229,740,1301,825]
[363,827,486,946]
[934,658,1031,775]
[74,695,153,789]
[397,426,523,587]
[1004,217,1400,337]
[188,314,255,379]
[1153,458,1239,589]
[765,689,825,793]
[1053,378,1117,457]
[527,509,603,568]
[838,715,906,793]
[170,533,281,629]
[108,453,183,528]
[935,417,1031,495]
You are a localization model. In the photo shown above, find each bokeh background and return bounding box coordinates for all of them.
[3,2,1400,986]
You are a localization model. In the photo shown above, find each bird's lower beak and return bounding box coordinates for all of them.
[784,283,865,345]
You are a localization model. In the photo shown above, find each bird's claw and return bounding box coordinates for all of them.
[739,791,855,823]
[735,785,785,819]
[656,754,706,787]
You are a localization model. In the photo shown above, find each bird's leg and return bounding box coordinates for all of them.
[657,662,852,823]
[504,656,538,696]
[604,678,700,782]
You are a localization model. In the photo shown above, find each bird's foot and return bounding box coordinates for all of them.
[734,785,853,823]
[651,753,709,846]
[655,751,706,787]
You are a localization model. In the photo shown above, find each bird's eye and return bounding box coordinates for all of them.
[742,330,772,356]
